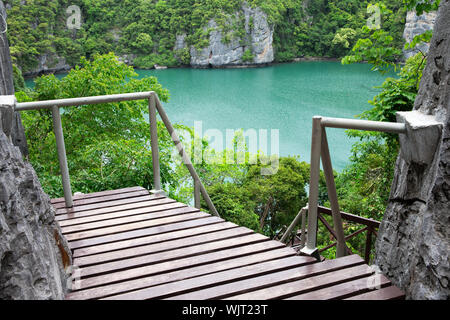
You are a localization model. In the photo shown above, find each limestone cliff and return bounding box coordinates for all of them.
[403,10,437,59]
[375,1,450,300]
[0,1,27,155]
[24,53,71,78]
[0,129,72,299]
[1,0,72,299]
[189,3,274,67]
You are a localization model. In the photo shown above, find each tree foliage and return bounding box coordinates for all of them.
[17,53,177,197]
[5,0,407,72]
[329,0,436,261]
[205,156,310,236]
[8,0,438,260]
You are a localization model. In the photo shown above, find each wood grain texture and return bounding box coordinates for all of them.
[167,254,365,300]
[72,221,238,258]
[54,187,404,301]
[51,186,146,204]
[285,274,392,300]
[66,247,296,300]
[68,216,224,249]
[56,197,174,222]
[345,285,405,300]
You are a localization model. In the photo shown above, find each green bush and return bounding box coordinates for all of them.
[6,0,407,73]
[242,48,254,63]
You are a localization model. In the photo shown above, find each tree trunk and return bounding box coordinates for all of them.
[374,0,450,300]
[0,0,28,156]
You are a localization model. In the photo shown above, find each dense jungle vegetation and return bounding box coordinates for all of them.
[9,0,439,260]
[5,0,407,73]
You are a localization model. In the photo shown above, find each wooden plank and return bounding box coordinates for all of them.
[56,197,175,222]
[77,233,268,280]
[66,246,296,300]
[74,227,254,266]
[57,200,181,226]
[104,255,318,300]
[53,189,150,209]
[285,274,391,300]
[345,286,405,300]
[60,203,188,234]
[64,209,207,241]
[55,194,165,215]
[166,254,365,300]
[224,264,374,300]
[51,186,145,204]
[68,216,224,250]
[73,221,238,258]
[70,239,286,291]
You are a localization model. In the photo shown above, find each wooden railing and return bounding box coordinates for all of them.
[281,116,406,261]
[13,91,220,216]
[280,206,380,264]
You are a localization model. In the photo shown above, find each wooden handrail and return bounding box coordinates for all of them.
[318,206,380,229]
[281,205,381,263]
[298,115,402,260]
[14,91,220,217]
[318,226,369,253]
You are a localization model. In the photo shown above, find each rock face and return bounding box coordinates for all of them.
[0,129,72,300]
[1,0,72,299]
[403,10,437,59]
[375,1,450,300]
[0,1,28,156]
[24,53,71,78]
[190,4,274,67]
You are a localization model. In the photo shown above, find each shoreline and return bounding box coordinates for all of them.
[23,56,344,79]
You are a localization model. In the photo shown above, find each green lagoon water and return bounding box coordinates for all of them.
[26,61,392,171]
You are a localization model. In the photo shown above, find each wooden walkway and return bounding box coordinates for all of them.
[51,186,404,300]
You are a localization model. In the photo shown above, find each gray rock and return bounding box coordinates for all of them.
[403,11,437,59]
[243,5,273,64]
[0,130,72,300]
[190,20,243,67]
[174,34,187,51]
[118,53,137,66]
[1,0,72,299]
[375,1,450,300]
[23,53,71,78]
[190,3,273,67]
[397,111,443,166]
[0,1,28,156]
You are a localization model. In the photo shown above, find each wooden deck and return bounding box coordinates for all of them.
[51,186,404,300]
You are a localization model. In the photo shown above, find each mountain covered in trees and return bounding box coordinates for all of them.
[5,0,407,75]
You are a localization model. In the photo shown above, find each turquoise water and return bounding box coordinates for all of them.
[26,62,392,171]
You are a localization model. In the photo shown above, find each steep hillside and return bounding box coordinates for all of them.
[4,0,406,75]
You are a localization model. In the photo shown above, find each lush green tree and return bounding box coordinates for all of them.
[329,0,437,261]
[203,154,311,236]
[16,53,179,198]
[5,0,408,72]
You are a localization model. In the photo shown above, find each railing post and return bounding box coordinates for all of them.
[299,207,307,248]
[365,228,373,264]
[154,95,220,217]
[148,93,163,195]
[300,116,322,260]
[51,105,73,208]
[320,127,348,258]
[194,178,201,209]
[280,206,307,244]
